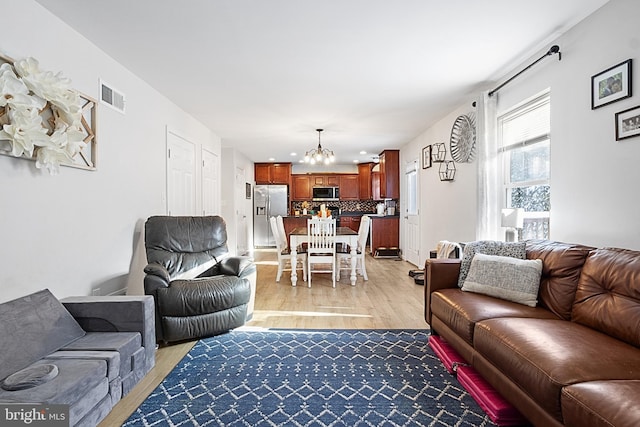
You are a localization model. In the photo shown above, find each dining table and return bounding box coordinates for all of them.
[288,226,359,286]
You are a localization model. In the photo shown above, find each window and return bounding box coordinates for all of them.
[498,92,550,239]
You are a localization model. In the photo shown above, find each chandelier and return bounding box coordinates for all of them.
[304,129,335,165]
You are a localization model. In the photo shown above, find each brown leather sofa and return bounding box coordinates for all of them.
[424,240,640,427]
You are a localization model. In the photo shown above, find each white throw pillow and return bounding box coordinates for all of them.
[461,253,542,307]
[457,241,526,288]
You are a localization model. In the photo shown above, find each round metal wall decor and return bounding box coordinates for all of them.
[449,113,476,163]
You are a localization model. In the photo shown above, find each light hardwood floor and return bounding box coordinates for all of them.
[99,249,427,426]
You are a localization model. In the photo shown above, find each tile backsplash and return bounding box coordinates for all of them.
[291,200,384,214]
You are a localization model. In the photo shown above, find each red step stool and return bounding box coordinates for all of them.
[429,335,529,426]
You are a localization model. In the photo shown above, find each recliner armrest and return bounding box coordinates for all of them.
[424,259,462,327]
[144,263,171,282]
[218,256,256,278]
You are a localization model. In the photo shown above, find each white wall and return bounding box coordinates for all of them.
[221,148,254,255]
[400,0,640,266]
[400,104,478,267]
[0,1,221,303]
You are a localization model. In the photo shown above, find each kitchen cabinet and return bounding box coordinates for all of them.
[311,175,340,186]
[370,216,399,254]
[358,163,372,200]
[371,171,381,201]
[255,163,291,185]
[291,175,312,200]
[344,215,361,232]
[292,174,358,201]
[379,150,399,199]
[339,174,359,200]
[340,216,361,232]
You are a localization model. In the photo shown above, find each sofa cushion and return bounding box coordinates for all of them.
[45,350,121,382]
[561,380,640,427]
[161,304,248,342]
[61,332,142,377]
[474,318,640,421]
[458,241,526,287]
[157,276,250,316]
[0,289,85,382]
[0,359,109,425]
[1,363,59,391]
[462,253,542,307]
[430,288,559,345]
[145,215,230,278]
[526,240,595,320]
[572,247,640,347]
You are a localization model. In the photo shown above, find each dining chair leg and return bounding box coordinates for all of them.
[276,260,283,282]
[360,257,368,280]
[332,259,336,288]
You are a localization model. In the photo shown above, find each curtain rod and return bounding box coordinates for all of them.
[488,45,561,97]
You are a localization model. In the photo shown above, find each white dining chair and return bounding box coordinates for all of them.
[337,215,370,281]
[270,216,306,282]
[276,215,288,250]
[306,217,337,288]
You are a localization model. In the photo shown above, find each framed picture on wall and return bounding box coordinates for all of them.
[591,59,632,109]
[615,105,640,140]
[422,145,432,169]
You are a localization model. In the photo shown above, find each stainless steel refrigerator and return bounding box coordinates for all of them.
[253,184,288,247]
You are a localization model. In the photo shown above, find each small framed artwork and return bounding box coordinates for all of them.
[591,59,632,109]
[615,105,640,141]
[422,145,432,169]
[246,182,252,199]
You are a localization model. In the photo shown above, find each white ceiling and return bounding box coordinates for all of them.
[36,0,608,165]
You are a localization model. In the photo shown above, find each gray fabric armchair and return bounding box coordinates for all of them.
[143,215,256,343]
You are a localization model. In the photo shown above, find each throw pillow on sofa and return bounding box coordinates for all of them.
[457,241,526,288]
[461,253,543,307]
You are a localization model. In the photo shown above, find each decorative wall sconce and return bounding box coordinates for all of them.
[439,161,456,181]
[431,143,446,162]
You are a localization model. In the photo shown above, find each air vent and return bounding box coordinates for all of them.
[99,79,126,113]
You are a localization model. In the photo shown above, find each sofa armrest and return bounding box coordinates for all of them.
[424,259,461,327]
[61,296,156,373]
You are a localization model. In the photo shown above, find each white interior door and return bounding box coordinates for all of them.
[167,131,196,215]
[202,147,220,215]
[404,160,420,266]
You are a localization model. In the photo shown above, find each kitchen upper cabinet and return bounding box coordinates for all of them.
[357,163,372,200]
[339,174,359,200]
[371,171,381,201]
[311,175,340,186]
[291,175,312,200]
[254,163,291,185]
[379,150,399,199]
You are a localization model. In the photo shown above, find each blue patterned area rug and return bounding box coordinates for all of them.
[124,329,497,426]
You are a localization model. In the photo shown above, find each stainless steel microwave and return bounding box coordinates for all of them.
[312,186,340,201]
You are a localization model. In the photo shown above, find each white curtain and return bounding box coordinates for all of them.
[476,91,501,240]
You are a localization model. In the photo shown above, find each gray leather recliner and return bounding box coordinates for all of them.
[143,215,256,343]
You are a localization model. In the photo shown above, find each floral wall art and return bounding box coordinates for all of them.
[0,54,96,174]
